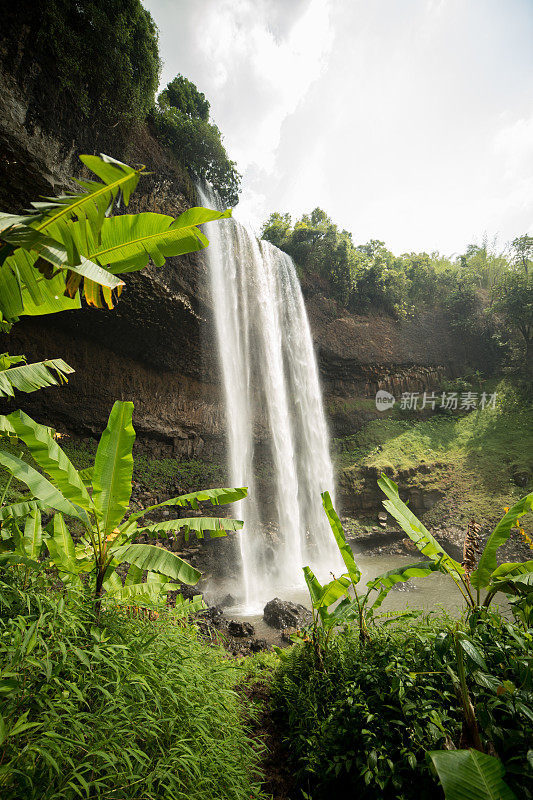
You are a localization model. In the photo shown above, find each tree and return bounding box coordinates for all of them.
[511,234,533,276]
[153,78,241,206]
[492,271,533,370]
[158,75,209,122]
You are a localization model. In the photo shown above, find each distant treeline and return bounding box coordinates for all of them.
[262,210,532,371]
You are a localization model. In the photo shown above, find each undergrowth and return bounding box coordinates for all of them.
[271,613,533,800]
[0,573,265,800]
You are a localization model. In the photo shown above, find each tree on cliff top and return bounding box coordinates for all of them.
[1,0,160,125]
[153,75,241,207]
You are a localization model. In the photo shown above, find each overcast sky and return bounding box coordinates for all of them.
[143,0,533,255]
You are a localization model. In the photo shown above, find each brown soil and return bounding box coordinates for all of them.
[241,681,295,800]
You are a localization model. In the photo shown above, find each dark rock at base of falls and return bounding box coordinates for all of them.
[249,638,269,653]
[263,598,312,630]
[227,620,255,637]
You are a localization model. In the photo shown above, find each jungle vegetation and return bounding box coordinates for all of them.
[262,212,533,370]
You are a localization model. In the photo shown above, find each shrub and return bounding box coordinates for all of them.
[271,615,533,799]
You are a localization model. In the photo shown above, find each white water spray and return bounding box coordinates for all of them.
[199,186,340,610]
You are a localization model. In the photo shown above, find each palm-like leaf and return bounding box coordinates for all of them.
[0,499,47,522]
[7,410,92,510]
[471,493,533,589]
[130,486,248,523]
[365,560,438,610]
[139,516,244,540]
[378,474,464,580]
[321,491,361,585]
[22,509,42,560]
[31,154,141,234]
[428,749,517,800]
[92,401,135,536]
[0,450,81,519]
[0,358,74,397]
[47,513,83,588]
[115,543,201,585]
[0,153,233,319]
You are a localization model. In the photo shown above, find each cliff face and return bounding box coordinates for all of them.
[0,52,480,452]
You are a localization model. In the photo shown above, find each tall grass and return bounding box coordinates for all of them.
[0,573,265,799]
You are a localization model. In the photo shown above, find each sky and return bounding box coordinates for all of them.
[142,0,533,255]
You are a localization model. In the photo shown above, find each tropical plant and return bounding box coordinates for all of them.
[0,153,231,326]
[0,402,246,614]
[0,353,73,397]
[378,474,533,622]
[297,491,436,657]
[428,749,517,800]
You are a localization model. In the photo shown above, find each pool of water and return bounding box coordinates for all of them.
[206,552,470,643]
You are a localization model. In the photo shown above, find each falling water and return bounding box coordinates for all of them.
[199,186,340,610]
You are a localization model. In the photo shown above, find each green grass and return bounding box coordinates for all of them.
[335,379,533,529]
[0,574,266,800]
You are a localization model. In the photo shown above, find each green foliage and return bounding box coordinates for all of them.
[0,154,231,325]
[261,210,525,372]
[159,76,210,122]
[271,614,533,799]
[379,473,533,619]
[0,353,73,397]
[3,0,160,124]
[153,76,241,206]
[298,492,437,652]
[491,270,533,366]
[0,403,247,610]
[0,575,264,799]
[429,749,517,800]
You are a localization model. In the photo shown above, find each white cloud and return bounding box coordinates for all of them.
[143,0,533,252]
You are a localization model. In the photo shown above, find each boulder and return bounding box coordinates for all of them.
[219,593,237,609]
[249,638,269,653]
[263,597,312,630]
[228,620,255,637]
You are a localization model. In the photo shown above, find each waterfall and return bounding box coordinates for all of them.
[198,186,340,610]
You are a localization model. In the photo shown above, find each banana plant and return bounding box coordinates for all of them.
[0,402,246,616]
[378,474,533,619]
[301,491,436,651]
[0,153,231,324]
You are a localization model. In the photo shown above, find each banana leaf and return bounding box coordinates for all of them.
[129,486,248,523]
[366,560,438,610]
[471,493,533,589]
[0,499,47,522]
[30,154,141,234]
[22,509,42,560]
[47,513,83,588]
[0,358,74,396]
[114,543,200,585]
[0,450,81,519]
[428,749,517,800]
[378,474,464,579]
[7,410,92,510]
[139,516,244,540]
[321,491,361,586]
[92,401,135,536]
